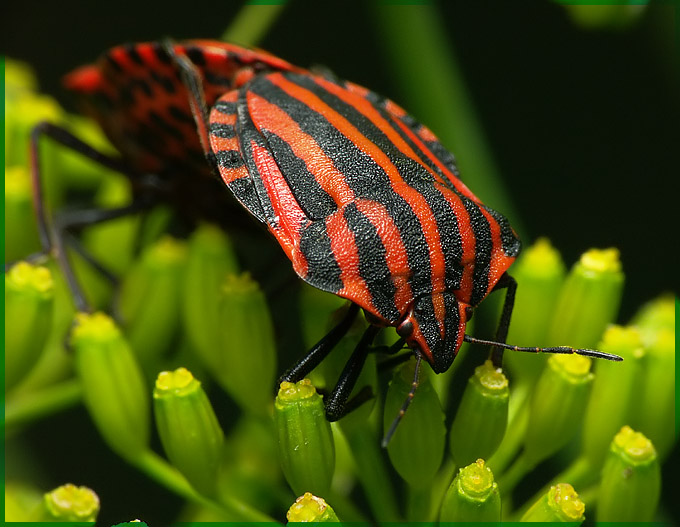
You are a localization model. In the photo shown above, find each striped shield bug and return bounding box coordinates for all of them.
[27,40,622,443]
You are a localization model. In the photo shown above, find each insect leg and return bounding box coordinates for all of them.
[489,272,518,367]
[325,325,381,422]
[28,122,149,311]
[279,303,360,384]
[161,41,212,161]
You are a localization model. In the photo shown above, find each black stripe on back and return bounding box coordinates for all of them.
[213,100,237,115]
[462,198,492,306]
[236,90,278,228]
[298,220,343,294]
[248,74,431,306]
[343,203,400,321]
[260,130,337,220]
[289,74,464,294]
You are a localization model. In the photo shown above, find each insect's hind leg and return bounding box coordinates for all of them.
[26,121,149,312]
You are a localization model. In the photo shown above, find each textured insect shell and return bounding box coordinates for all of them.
[63,40,302,177]
[209,70,521,373]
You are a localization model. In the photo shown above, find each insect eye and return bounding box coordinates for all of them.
[396,320,414,338]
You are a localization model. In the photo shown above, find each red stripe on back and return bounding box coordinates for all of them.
[267,74,447,299]
[246,91,355,206]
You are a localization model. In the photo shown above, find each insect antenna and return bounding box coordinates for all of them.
[462,335,623,362]
[381,352,423,448]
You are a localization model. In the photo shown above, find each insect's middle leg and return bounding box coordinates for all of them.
[489,272,518,368]
[27,122,151,312]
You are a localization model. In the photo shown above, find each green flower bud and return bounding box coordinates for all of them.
[43,484,99,523]
[71,312,150,460]
[449,360,509,467]
[548,248,624,349]
[582,326,644,468]
[520,483,585,523]
[83,175,139,277]
[632,294,675,338]
[154,367,225,497]
[274,379,335,497]
[504,238,566,381]
[563,4,647,31]
[214,273,277,415]
[440,459,501,522]
[5,90,62,170]
[628,296,676,458]
[287,493,339,523]
[384,358,445,488]
[4,167,41,261]
[4,481,43,521]
[525,354,594,465]
[597,426,660,523]
[56,115,118,191]
[183,223,239,364]
[219,417,281,511]
[5,58,38,97]
[118,235,188,367]
[5,261,54,390]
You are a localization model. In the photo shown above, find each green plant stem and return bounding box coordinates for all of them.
[221,2,289,46]
[431,458,457,519]
[513,455,594,521]
[340,421,401,521]
[497,450,534,497]
[4,379,82,428]
[369,1,522,231]
[407,483,433,522]
[487,379,531,475]
[134,451,278,523]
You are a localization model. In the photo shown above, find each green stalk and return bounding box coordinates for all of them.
[369,2,520,227]
[4,379,82,429]
[338,418,401,521]
[221,2,289,46]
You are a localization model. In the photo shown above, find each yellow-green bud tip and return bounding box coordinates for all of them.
[6,261,54,296]
[44,484,100,521]
[475,360,508,391]
[523,237,564,276]
[222,271,258,294]
[277,378,317,402]
[287,492,329,522]
[459,459,496,499]
[602,325,645,359]
[155,367,199,394]
[551,354,592,378]
[149,235,187,264]
[550,483,585,520]
[71,312,120,342]
[613,426,656,463]
[5,166,32,198]
[580,248,621,274]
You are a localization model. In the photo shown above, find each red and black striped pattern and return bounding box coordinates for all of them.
[64,41,300,177]
[65,40,521,373]
[209,70,521,372]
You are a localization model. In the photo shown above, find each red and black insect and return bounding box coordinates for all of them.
[29,40,621,440]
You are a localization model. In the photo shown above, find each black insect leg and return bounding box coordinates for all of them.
[28,122,147,312]
[279,303,360,384]
[161,41,213,163]
[325,325,381,422]
[489,272,518,368]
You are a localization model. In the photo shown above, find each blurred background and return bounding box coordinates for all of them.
[3,0,678,524]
